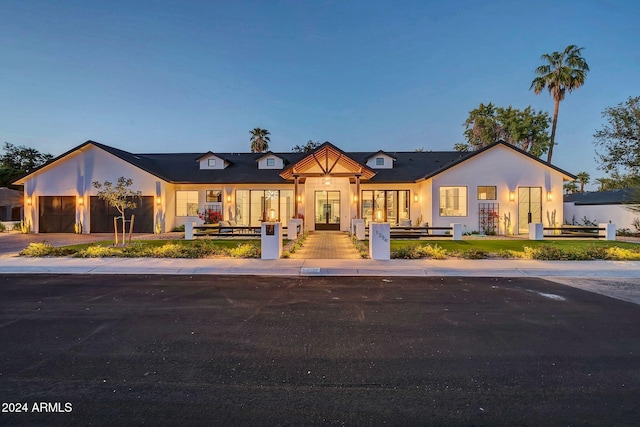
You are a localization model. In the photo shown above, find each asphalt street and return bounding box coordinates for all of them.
[0,274,639,426]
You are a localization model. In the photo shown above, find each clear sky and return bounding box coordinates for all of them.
[1,0,638,189]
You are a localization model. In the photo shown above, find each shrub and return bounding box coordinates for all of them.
[0,223,5,232]
[496,249,522,259]
[74,244,122,258]
[20,242,75,257]
[391,244,447,260]
[606,246,640,261]
[455,248,488,259]
[171,224,186,232]
[523,245,566,260]
[228,243,260,258]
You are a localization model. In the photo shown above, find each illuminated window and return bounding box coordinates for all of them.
[439,187,467,217]
[477,186,496,200]
[176,191,199,216]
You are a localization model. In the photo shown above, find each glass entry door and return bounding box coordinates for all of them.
[315,191,340,230]
[518,187,542,233]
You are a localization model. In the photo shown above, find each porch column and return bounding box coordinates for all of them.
[355,175,361,219]
[294,175,299,217]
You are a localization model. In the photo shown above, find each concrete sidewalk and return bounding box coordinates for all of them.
[0,256,638,278]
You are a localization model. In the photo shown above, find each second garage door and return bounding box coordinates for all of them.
[90,196,154,233]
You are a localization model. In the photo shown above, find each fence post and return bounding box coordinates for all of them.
[261,222,282,259]
[185,222,195,240]
[451,223,462,240]
[599,223,615,241]
[529,223,543,240]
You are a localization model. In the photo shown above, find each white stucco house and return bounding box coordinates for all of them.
[564,189,640,231]
[14,140,576,235]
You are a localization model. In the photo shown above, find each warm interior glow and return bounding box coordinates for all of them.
[376,211,382,221]
[324,176,331,186]
[509,191,516,201]
[269,209,276,220]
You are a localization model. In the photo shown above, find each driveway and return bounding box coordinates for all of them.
[1,275,638,425]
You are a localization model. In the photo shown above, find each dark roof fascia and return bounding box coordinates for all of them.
[417,141,577,182]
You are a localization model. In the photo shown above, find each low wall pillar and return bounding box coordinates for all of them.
[529,223,543,240]
[185,222,195,240]
[261,222,282,259]
[599,223,616,241]
[369,222,390,260]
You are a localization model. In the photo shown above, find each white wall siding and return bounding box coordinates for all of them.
[430,145,566,234]
[564,203,640,230]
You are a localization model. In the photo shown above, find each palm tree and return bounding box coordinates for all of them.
[563,181,579,194]
[249,128,271,153]
[530,45,589,163]
[576,171,590,192]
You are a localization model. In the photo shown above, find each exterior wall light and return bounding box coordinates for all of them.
[27,196,32,206]
[414,194,419,202]
[227,194,231,203]
[324,176,331,186]
[78,196,83,206]
[547,191,553,201]
[509,191,516,201]
[353,195,358,203]
[297,195,301,203]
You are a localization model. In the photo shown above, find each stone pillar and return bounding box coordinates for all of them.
[369,222,390,260]
[261,222,282,259]
[451,223,462,241]
[599,223,616,241]
[529,223,543,240]
[185,222,195,240]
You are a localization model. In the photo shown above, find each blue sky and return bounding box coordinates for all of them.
[1,0,638,189]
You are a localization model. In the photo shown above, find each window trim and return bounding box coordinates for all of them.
[208,158,216,167]
[266,158,275,167]
[375,157,384,166]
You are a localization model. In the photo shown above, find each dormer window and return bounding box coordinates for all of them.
[376,157,384,166]
[267,158,275,167]
[208,159,216,167]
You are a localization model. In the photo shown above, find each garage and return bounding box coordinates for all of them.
[90,196,154,233]
[39,196,76,233]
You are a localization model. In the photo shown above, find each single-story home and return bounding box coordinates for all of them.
[0,186,23,222]
[564,189,640,231]
[14,140,576,235]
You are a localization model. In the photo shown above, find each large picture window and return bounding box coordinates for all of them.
[235,190,294,226]
[176,190,199,216]
[361,190,409,225]
[439,186,467,217]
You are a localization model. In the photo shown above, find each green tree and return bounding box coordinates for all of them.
[249,128,271,153]
[593,96,640,177]
[291,140,321,153]
[0,142,53,188]
[461,103,551,156]
[564,181,578,194]
[453,143,469,152]
[92,177,142,246]
[530,44,589,163]
[576,171,590,192]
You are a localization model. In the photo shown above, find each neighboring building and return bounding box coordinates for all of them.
[14,140,576,235]
[564,189,640,230]
[0,187,23,221]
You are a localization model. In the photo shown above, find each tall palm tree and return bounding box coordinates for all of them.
[249,128,271,153]
[530,45,589,163]
[564,181,578,194]
[576,171,590,192]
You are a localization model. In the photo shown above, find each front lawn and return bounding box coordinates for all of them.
[388,239,640,260]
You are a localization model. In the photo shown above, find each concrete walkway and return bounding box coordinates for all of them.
[289,231,361,259]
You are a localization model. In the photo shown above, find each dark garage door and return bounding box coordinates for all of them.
[39,196,76,233]
[90,196,154,233]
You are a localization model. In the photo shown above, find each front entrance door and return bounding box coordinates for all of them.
[315,191,340,230]
[518,187,542,233]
